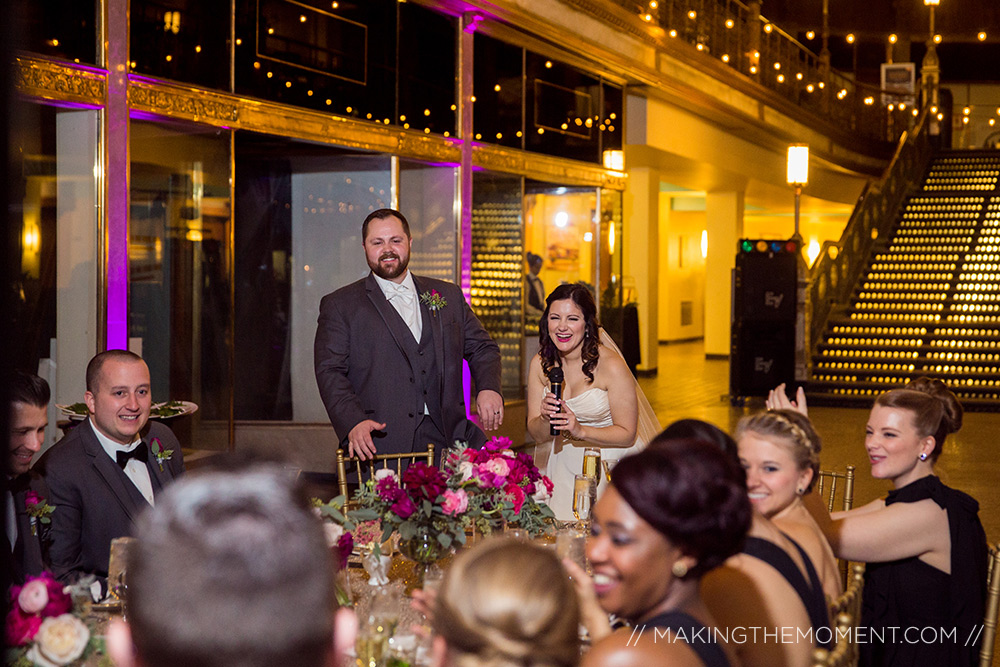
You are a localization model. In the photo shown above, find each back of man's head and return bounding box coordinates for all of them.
[125,464,336,667]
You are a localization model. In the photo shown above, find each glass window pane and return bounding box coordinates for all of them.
[474,33,524,148]
[130,0,230,91]
[235,0,396,121]
[524,183,598,291]
[601,82,623,153]
[471,172,524,399]
[10,103,100,433]
[234,134,392,422]
[130,119,232,450]
[598,189,625,347]
[525,53,601,164]
[400,160,458,283]
[17,0,98,65]
[398,4,457,136]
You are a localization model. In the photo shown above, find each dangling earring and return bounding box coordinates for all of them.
[919,452,929,461]
[671,561,689,578]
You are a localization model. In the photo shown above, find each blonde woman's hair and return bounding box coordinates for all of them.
[433,538,580,667]
[735,409,822,492]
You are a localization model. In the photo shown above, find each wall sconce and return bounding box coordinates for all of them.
[602,150,624,171]
[786,144,809,240]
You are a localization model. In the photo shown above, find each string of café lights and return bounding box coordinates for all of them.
[634,0,999,130]
[40,4,621,144]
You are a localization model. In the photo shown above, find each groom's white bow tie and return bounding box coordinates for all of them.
[385,282,414,303]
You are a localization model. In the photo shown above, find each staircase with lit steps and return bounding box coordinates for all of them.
[809,150,1000,408]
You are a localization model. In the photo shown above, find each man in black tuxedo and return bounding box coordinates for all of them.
[40,350,183,587]
[5,371,51,584]
[314,208,503,461]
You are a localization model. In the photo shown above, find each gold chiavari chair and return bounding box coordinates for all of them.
[980,542,1000,667]
[817,465,856,587]
[811,612,856,667]
[336,444,435,499]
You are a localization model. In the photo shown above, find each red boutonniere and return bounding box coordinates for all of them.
[150,437,174,472]
[24,492,54,536]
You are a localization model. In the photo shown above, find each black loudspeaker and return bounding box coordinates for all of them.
[731,240,799,398]
[734,243,798,322]
[730,321,795,397]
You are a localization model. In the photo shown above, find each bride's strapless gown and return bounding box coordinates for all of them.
[542,387,642,521]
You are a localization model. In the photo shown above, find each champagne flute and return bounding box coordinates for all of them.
[572,474,593,522]
[582,448,601,480]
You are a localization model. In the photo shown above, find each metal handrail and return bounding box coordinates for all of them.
[804,109,932,362]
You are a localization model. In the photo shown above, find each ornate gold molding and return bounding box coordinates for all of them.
[473,145,626,190]
[14,56,105,106]
[129,79,237,125]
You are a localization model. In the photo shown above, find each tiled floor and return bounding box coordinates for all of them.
[637,340,1000,544]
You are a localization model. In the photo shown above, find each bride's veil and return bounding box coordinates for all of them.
[598,328,662,449]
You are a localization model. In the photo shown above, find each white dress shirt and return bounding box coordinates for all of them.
[373,270,422,342]
[89,419,154,506]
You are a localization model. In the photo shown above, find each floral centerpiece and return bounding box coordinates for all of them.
[5,573,105,667]
[347,437,555,553]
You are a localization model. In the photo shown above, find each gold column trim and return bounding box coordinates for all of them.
[14,56,106,106]
[473,145,626,190]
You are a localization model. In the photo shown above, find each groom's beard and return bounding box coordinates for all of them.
[369,251,409,280]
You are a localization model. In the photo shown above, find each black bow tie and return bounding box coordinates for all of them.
[116,446,148,469]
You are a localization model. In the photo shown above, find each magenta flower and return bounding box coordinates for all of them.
[391,495,418,519]
[375,477,403,502]
[401,462,447,502]
[505,483,526,514]
[336,532,353,570]
[5,607,42,646]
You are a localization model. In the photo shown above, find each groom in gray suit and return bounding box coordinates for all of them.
[314,208,503,460]
[40,350,183,587]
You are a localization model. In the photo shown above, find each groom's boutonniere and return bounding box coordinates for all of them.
[24,491,54,536]
[150,437,174,472]
[420,289,447,314]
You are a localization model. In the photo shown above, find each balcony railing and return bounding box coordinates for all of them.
[605,0,910,144]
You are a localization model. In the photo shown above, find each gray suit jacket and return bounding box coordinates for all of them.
[314,273,502,455]
[39,419,184,585]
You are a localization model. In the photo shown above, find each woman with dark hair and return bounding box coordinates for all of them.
[810,378,988,667]
[576,440,749,666]
[526,283,660,520]
[654,420,833,666]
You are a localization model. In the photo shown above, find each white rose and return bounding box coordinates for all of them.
[27,614,89,666]
[323,522,345,548]
[532,486,552,503]
[374,468,398,482]
[458,461,474,482]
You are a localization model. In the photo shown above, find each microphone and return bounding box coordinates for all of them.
[547,366,564,436]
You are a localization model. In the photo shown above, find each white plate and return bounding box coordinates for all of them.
[150,400,199,419]
[55,404,88,421]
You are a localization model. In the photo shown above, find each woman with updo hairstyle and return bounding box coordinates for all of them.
[735,409,843,600]
[431,538,580,667]
[578,440,749,667]
[816,377,988,667]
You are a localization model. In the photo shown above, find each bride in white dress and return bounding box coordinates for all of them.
[526,283,661,521]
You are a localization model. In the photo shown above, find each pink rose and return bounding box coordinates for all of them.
[5,607,42,646]
[17,579,49,615]
[482,458,510,478]
[441,489,469,516]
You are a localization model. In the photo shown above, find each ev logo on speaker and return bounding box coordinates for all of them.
[764,291,784,308]
[754,357,774,373]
